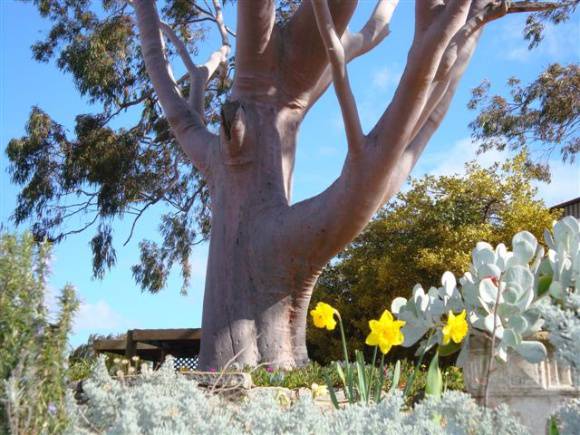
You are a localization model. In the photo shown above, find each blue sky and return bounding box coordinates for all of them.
[1,1,579,348]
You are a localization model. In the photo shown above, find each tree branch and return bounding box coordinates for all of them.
[276,0,488,267]
[281,0,358,104]
[408,1,490,143]
[312,0,363,151]
[158,1,230,115]
[133,0,215,174]
[232,0,276,90]
[159,21,199,109]
[199,0,230,81]
[159,21,197,77]
[212,0,229,47]
[345,0,399,60]
[189,0,231,114]
[507,1,569,13]
[380,30,482,205]
[404,0,555,146]
[307,0,399,109]
[123,198,159,246]
[191,2,237,38]
[369,0,472,154]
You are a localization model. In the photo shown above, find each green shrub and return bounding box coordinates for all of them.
[0,233,78,434]
[249,360,463,405]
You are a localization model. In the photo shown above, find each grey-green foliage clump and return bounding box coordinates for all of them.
[0,233,79,434]
[538,217,580,378]
[552,398,580,435]
[68,357,529,435]
[540,297,580,383]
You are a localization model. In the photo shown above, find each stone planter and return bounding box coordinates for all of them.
[463,335,579,435]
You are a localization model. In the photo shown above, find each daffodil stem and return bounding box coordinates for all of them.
[376,353,386,402]
[336,313,349,365]
[336,313,354,402]
[404,345,427,398]
[366,346,378,403]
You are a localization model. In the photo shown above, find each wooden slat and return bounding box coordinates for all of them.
[93,339,159,352]
[125,330,136,358]
[130,328,202,342]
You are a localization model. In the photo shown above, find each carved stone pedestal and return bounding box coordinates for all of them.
[463,336,579,435]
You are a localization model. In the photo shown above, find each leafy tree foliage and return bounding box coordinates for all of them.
[521,0,579,48]
[7,0,230,293]
[469,0,579,172]
[469,64,579,173]
[0,233,78,433]
[308,154,559,364]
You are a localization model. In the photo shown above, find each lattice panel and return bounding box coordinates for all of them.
[173,356,199,371]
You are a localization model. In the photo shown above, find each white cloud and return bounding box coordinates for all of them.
[499,21,580,63]
[44,285,133,338]
[413,137,580,207]
[414,137,505,178]
[74,300,133,333]
[190,254,207,279]
[537,161,580,207]
[371,65,402,90]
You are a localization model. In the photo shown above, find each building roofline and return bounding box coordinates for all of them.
[550,196,580,210]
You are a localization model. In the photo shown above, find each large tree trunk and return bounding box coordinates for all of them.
[133,0,548,370]
[198,102,318,369]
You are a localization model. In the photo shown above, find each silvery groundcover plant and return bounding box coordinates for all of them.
[66,356,528,435]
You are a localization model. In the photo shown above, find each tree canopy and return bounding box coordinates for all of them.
[308,153,559,364]
[6,0,578,296]
[7,0,230,293]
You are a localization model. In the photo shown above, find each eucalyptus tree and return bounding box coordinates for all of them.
[8,0,577,368]
[469,63,579,176]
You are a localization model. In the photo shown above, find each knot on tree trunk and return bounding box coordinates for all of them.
[220,100,252,165]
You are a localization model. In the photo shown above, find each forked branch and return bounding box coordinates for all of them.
[345,0,399,60]
[407,0,548,145]
[281,0,559,268]
[159,22,197,76]
[281,0,358,101]
[308,0,399,108]
[133,0,216,174]
[158,1,230,115]
[312,0,363,151]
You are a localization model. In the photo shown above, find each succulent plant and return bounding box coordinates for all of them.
[393,216,580,367]
[541,216,580,299]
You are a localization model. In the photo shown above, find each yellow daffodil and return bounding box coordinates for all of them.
[310,302,337,330]
[442,310,468,345]
[365,310,406,355]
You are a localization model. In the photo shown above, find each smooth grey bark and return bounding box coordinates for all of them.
[133,0,563,369]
